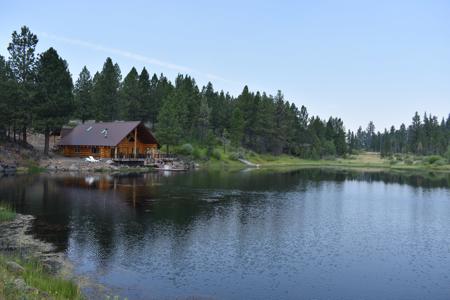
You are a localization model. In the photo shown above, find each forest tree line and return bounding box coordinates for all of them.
[348,113,450,157]
[0,26,449,159]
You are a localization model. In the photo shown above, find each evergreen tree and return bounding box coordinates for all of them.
[202,82,220,133]
[156,93,183,153]
[138,67,152,122]
[73,66,93,123]
[197,96,211,143]
[151,74,173,128]
[173,74,201,137]
[7,26,38,143]
[92,57,121,121]
[230,106,244,147]
[409,112,423,154]
[34,48,73,155]
[0,55,19,138]
[119,67,140,120]
[366,121,376,150]
[398,124,407,153]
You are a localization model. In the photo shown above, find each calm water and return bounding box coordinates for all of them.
[1,169,450,300]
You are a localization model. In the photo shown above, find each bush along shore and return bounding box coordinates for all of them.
[0,203,83,299]
[171,143,450,172]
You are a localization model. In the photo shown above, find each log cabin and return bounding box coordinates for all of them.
[58,121,159,159]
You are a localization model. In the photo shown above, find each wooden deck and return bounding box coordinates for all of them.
[112,153,177,165]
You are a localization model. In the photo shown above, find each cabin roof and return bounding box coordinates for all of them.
[58,121,158,147]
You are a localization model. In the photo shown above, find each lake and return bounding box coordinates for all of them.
[1,169,449,299]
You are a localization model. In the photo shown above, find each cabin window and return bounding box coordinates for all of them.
[127,133,135,142]
[91,146,98,154]
[74,146,80,153]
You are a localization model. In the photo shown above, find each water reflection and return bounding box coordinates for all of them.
[0,169,449,299]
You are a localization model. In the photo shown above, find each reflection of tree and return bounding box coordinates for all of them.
[0,169,448,272]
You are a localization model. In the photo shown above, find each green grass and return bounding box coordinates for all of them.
[0,255,83,300]
[0,205,83,299]
[0,203,16,222]
[24,159,46,174]
[191,147,450,173]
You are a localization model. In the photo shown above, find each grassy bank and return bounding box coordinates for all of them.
[0,256,83,300]
[0,205,83,300]
[250,152,450,172]
[172,144,450,172]
[0,204,16,222]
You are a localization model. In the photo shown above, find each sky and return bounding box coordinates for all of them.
[1,0,450,131]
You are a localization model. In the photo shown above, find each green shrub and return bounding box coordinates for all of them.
[322,141,336,156]
[433,159,446,166]
[404,159,413,165]
[323,155,336,161]
[228,152,240,161]
[192,147,202,159]
[445,146,450,163]
[0,203,16,222]
[179,143,194,155]
[388,159,397,165]
[212,149,222,160]
[426,155,442,164]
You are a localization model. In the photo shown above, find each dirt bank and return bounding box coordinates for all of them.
[0,214,72,276]
[0,213,110,298]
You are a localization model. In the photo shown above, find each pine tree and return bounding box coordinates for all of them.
[230,106,244,147]
[197,96,211,143]
[156,93,183,153]
[409,112,422,154]
[151,74,173,129]
[92,57,121,121]
[138,67,152,122]
[366,121,376,150]
[119,67,140,120]
[0,55,19,138]
[173,74,201,138]
[7,26,38,143]
[34,48,73,155]
[73,66,93,123]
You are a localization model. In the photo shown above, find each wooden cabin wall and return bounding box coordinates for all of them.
[63,146,112,158]
[116,137,157,157]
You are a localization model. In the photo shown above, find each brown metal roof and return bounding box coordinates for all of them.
[58,121,159,147]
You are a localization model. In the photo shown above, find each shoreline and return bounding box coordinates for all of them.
[0,213,110,299]
[10,159,450,175]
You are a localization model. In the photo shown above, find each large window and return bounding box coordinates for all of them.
[91,146,98,154]
[74,146,80,153]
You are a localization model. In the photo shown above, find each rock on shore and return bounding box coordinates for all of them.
[41,157,121,172]
[0,214,71,275]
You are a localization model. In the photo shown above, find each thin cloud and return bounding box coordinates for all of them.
[38,31,234,84]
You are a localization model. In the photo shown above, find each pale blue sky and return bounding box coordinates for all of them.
[1,0,449,131]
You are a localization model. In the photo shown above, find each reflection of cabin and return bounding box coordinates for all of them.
[58,121,159,159]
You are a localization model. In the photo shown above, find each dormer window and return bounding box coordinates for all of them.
[127,133,135,142]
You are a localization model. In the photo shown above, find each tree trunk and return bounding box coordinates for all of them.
[22,126,27,144]
[166,144,169,155]
[44,127,50,156]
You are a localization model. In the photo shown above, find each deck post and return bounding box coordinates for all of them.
[114,147,118,159]
[134,128,137,158]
